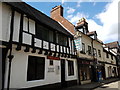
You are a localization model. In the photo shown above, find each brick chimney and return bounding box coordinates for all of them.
[51,5,63,19]
[50,5,75,35]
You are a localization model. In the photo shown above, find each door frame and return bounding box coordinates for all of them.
[61,59,67,87]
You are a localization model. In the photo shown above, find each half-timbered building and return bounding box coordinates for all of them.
[1,2,77,89]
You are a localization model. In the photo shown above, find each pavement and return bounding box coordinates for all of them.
[94,80,120,90]
[61,78,120,90]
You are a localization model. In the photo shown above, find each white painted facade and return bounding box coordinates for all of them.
[103,49,118,78]
[4,45,77,88]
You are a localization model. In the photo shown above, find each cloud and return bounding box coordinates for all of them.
[66,7,76,14]
[95,0,118,43]
[67,12,89,25]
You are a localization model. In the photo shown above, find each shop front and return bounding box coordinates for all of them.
[97,62,106,80]
[77,59,93,84]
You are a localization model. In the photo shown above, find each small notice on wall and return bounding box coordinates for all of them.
[48,67,54,72]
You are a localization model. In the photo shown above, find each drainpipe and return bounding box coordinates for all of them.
[6,9,15,90]
[2,47,9,90]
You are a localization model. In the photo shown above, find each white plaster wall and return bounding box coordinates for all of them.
[60,57,77,81]
[68,38,72,54]
[23,16,28,32]
[29,19,35,34]
[23,32,32,45]
[5,46,61,88]
[66,59,78,81]
[1,3,11,42]
[13,11,21,42]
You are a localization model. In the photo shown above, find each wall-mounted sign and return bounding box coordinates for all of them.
[74,38,81,51]
[47,56,60,60]
[48,67,54,72]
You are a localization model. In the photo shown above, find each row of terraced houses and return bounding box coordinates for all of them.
[1,2,120,90]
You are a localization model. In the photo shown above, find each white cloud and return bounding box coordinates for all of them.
[66,15,73,19]
[66,7,76,14]
[67,12,89,25]
[95,0,118,43]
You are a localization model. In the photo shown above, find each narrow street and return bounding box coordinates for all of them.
[94,80,120,90]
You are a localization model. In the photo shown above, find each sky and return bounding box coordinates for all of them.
[23,0,119,44]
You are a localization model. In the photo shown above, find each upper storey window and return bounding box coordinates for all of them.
[23,16,35,34]
[56,33,68,46]
[35,24,55,42]
[36,23,68,46]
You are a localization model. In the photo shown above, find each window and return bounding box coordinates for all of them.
[27,56,45,81]
[106,52,109,58]
[98,50,101,57]
[56,33,68,46]
[82,43,85,53]
[23,17,35,34]
[36,24,55,42]
[88,45,91,55]
[49,60,53,66]
[80,66,91,81]
[93,48,97,57]
[68,60,74,76]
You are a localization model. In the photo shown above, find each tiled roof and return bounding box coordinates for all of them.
[104,41,119,48]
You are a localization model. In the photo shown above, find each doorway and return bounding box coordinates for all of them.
[61,59,67,87]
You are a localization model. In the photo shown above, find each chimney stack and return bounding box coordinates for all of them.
[51,5,63,19]
[50,5,75,35]
[77,18,87,26]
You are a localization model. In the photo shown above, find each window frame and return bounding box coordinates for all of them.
[68,60,74,76]
[98,49,101,57]
[93,48,97,57]
[88,45,92,55]
[82,43,85,54]
[49,59,54,66]
[27,56,45,81]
